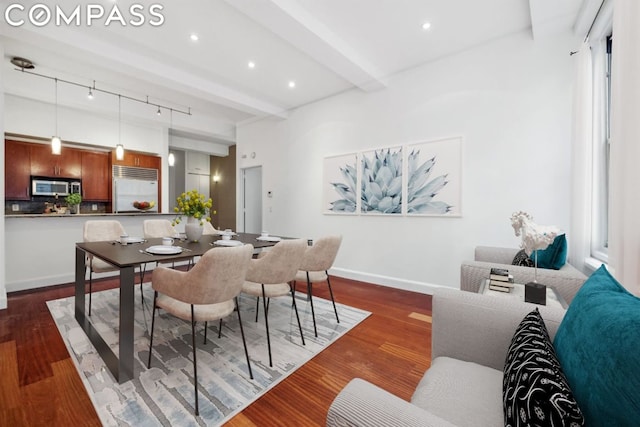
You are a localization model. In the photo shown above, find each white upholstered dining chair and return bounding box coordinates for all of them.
[83,220,127,316]
[293,235,342,337]
[202,220,222,235]
[147,244,254,416]
[241,238,307,367]
[142,219,177,238]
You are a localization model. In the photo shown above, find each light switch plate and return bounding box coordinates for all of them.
[12,204,19,212]
[92,204,98,211]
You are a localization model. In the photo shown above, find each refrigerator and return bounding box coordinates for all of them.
[113,178,159,213]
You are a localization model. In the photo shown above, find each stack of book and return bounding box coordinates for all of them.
[489,268,514,293]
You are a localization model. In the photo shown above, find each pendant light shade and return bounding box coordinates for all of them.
[168,152,175,166]
[51,136,62,155]
[116,143,125,160]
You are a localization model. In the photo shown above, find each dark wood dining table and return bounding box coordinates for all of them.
[74,233,284,383]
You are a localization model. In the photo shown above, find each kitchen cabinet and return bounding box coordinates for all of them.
[30,143,82,178]
[186,173,210,200]
[81,151,110,201]
[186,151,210,174]
[112,151,160,169]
[5,140,31,200]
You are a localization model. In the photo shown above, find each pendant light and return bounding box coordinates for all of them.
[51,78,61,155]
[167,109,175,166]
[115,95,124,160]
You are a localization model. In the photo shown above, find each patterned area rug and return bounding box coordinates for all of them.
[46,283,370,426]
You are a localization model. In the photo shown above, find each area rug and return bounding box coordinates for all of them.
[46,283,370,426]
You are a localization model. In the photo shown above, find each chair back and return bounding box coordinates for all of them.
[299,235,342,272]
[202,221,221,235]
[247,239,307,285]
[143,219,176,238]
[83,220,126,242]
[180,244,253,305]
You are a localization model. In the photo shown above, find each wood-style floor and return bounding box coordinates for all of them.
[0,275,433,426]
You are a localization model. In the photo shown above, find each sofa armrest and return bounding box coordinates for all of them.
[431,288,565,371]
[460,260,587,304]
[327,378,456,427]
[474,246,520,264]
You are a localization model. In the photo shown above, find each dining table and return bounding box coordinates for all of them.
[74,232,286,383]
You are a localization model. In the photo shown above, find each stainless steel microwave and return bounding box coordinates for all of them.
[31,178,81,196]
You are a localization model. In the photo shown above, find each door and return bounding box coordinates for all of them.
[242,166,262,233]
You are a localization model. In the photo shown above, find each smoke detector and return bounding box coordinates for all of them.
[10,57,35,69]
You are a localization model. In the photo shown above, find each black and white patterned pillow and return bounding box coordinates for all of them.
[503,309,584,427]
[512,249,534,267]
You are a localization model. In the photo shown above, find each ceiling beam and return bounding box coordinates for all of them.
[223,0,387,92]
[529,0,584,40]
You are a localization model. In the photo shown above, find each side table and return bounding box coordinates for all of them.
[479,279,568,309]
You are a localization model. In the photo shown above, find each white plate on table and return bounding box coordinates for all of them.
[256,236,282,242]
[213,240,244,247]
[119,237,145,244]
[145,245,183,255]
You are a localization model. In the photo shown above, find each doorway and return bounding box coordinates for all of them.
[242,166,262,233]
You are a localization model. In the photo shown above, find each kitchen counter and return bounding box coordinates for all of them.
[5,212,174,218]
[4,212,186,293]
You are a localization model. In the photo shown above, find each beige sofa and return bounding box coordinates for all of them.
[460,246,587,304]
[326,288,566,427]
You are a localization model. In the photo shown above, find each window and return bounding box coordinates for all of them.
[591,35,612,263]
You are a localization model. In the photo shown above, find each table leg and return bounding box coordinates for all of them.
[74,247,86,320]
[118,266,135,382]
[74,247,135,383]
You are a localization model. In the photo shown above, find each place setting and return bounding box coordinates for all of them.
[256,231,282,242]
[212,229,244,246]
[144,236,190,254]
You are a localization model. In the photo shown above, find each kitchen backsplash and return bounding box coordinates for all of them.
[5,200,108,215]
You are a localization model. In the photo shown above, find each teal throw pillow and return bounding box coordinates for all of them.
[530,234,567,270]
[553,265,640,426]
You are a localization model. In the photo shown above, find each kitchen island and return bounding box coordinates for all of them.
[5,212,181,292]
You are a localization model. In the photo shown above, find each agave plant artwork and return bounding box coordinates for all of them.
[407,149,453,215]
[327,147,453,215]
[328,157,358,213]
[360,148,403,214]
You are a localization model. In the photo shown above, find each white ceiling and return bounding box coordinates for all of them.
[0,0,584,145]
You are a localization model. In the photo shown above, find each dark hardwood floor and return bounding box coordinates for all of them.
[0,275,433,426]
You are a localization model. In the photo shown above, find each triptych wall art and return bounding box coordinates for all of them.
[323,136,462,217]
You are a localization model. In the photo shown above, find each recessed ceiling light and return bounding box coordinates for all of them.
[190,33,199,41]
[288,81,296,89]
[421,22,431,30]
[248,61,256,69]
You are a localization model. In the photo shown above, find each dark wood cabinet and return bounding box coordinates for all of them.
[81,151,110,201]
[30,143,82,178]
[5,140,31,200]
[112,151,160,169]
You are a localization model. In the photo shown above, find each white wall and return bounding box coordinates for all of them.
[236,31,578,293]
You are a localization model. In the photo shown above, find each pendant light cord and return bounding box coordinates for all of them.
[54,78,58,135]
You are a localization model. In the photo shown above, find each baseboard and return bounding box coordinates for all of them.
[6,261,192,294]
[330,267,449,295]
[0,292,6,310]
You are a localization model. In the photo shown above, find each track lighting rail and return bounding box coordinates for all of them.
[14,67,192,117]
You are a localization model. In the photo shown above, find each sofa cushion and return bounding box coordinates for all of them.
[530,234,567,270]
[411,357,503,427]
[554,265,640,426]
[503,309,584,426]
[511,249,534,267]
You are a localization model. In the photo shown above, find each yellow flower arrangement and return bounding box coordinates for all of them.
[173,189,213,225]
